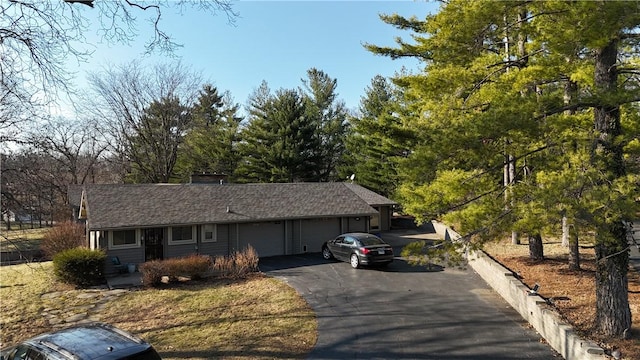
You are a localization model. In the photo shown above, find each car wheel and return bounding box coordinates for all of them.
[322,246,333,260]
[350,254,360,269]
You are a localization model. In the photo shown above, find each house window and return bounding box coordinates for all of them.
[109,229,139,250]
[169,226,196,245]
[202,224,217,243]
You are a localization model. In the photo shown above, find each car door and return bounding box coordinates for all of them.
[328,235,345,260]
[340,236,356,260]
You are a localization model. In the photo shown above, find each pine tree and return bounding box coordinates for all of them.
[343,75,413,197]
[178,84,242,181]
[369,0,640,337]
[236,86,319,183]
[301,68,349,182]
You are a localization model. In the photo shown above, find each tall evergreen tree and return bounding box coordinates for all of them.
[178,84,242,181]
[236,86,319,183]
[369,0,640,337]
[301,68,349,182]
[342,75,413,197]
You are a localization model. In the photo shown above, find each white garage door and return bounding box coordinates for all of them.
[238,222,285,257]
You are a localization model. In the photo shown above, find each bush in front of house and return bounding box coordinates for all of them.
[213,245,259,279]
[139,260,166,287]
[163,254,212,281]
[41,221,85,259]
[139,254,212,287]
[171,254,212,280]
[53,247,106,288]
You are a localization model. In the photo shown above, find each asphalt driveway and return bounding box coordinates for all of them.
[259,229,560,359]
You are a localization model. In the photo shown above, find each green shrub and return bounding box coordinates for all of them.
[41,221,85,259]
[53,247,106,288]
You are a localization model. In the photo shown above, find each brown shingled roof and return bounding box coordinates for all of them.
[81,182,385,230]
[344,183,398,206]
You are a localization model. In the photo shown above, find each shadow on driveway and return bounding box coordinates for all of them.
[259,252,443,274]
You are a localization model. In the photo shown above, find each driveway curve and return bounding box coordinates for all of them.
[259,229,560,359]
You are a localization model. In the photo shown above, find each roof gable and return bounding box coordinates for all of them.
[79,182,391,230]
[343,183,398,206]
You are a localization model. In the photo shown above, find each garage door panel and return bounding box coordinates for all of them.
[301,218,341,253]
[239,222,284,257]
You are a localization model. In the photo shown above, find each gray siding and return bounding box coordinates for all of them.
[166,243,197,258]
[379,206,392,231]
[290,220,302,253]
[106,248,144,272]
[199,224,231,257]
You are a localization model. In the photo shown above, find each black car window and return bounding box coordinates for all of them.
[343,237,355,245]
[359,236,385,246]
[334,236,345,243]
[10,346,29,360]
[25,350,44,360]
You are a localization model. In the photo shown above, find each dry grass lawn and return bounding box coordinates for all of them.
[0,262,316,359]
[484,238,640,359]
[98,275,316,360]
[0,228,47,252]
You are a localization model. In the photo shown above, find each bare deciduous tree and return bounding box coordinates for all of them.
[0,0,236,143]
[87,61,203,182]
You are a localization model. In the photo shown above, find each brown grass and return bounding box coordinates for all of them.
[484,238,640,359]
[0,263,316,359]
[98,275,316,360]
[0,228,48,252]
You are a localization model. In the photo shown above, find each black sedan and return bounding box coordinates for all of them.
[0,322,161,360]
[322,232,394,268]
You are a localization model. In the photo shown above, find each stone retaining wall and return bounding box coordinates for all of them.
[431,221,605,360]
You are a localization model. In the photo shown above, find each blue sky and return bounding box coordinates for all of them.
[68,1,439,113]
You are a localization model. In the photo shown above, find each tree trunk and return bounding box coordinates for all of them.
[562,214,569,247]
[595,222,631,338]
[568,224,580,271]
[528,233,544,261]
[562,75,577,250]
[593,39,631,338]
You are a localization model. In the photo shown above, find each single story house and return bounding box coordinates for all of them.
[69,182,397,274]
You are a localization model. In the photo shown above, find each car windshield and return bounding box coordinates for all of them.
[359,236,385,246]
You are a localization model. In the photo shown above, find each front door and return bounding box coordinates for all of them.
[144,228,164,261]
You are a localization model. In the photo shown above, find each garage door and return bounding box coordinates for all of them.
[238,222,285,257]
[301,218,341,253]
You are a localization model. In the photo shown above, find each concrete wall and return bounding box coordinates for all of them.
[431,221,606,360]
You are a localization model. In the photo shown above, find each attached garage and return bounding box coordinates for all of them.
[238,221,285,257]
[299,218,341,253]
